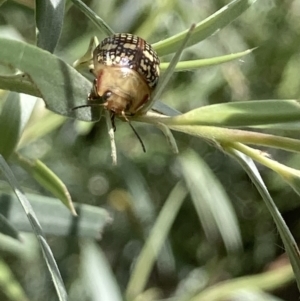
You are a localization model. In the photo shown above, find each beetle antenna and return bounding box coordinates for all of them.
[72,103,102,111]
[121,111,146,152]
[128,121,146,153]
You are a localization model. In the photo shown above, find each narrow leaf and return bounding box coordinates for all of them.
[0,192,111,238]
[150,101,181,117]
[0,38,96,121]
[73,36,99,71]
[38,234,67,301]
[141,24,195,114]
[35,0,65,52]
[229,143,300,198]
[160,48,255,72]
[0,155,68,301]
[155,123,179,154]
[0,92,36,159]
[152,0,256,56]
[162,124,300,154]
[225,148,300,291]
[0,259,30,301]
[160,100,300,127]
[15,154,77,215]
[179,150,242,251]
[126,181,188,300]
[70,0,115,36]
[81,239,123,301]
[17,111,66,149]
[0,74,37,96]
[192,263,293,301]
[0,214,20,240]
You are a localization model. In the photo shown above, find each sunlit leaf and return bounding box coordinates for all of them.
[159,99,300,127]
[225,148,300,292]
[160,48,255,72]
[152,0,256,56]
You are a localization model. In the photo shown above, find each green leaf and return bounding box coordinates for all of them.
[155,123,179,154]
[14,154,77,215]
[0,74,38,96]
[0,259,30,301]
[0,37,97,122]
[0,155,68,301]
[164,125,300,153]
[230,291,286,301]
[160,48,256,72]
[70,0,115,36]
[0,213,20,240]
[0,232,28,256]
[36,0,65,52]
[136,113,300,154]
[80,240,123,301]
[73,36,99,71]
[159,99,300,127]
[119,158,157,228]
[0,92,36,159]
[152,0,256,56]
[140,24,195,114]
[151,100,181,116]
[10,0,33,8]
[228,143,300,198]
[134,0,176,40]
[192,263,293,301]
[17,111,66,149]
[251,122,300,131]
[280,170,300,197]
[0,192,111,237]
[179,150,242,251]
[38,235,67,301]
[126,181,188,300]
[225,148,300,292]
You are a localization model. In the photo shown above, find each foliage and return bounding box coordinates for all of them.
[0,0,299,300]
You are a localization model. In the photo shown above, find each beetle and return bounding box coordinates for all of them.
[89,33,160,121]
[73,25,194,155]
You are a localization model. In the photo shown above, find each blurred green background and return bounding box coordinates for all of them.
[0,0,300,300]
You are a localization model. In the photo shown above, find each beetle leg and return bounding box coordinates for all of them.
[88,79,99,101]
[110,112,116,132]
